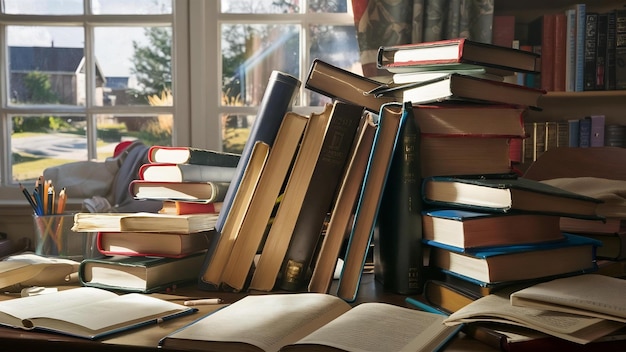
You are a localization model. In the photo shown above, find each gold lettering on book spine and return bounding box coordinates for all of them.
[283,259,304,286]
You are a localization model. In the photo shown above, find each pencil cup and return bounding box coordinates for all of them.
[32,214,98,261]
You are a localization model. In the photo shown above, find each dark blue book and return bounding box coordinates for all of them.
[425,233,601,285]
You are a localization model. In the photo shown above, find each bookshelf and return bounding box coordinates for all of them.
[494,0,626,125]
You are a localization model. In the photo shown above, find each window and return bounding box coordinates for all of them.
[1,0,360,202]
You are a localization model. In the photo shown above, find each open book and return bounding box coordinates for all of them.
[0,253,80,290]
[443,290,624,344]
[159,293,461,352]
[0,287,196,339]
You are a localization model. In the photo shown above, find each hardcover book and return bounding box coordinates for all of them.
[147,146,240,166]
[138,163,236,183]
[377,38,540,75]
[422,176,603,219]
[96,231,211,258]
[528,14,556,91]
[0,286,196,340]
[426,233,601,285]
[159,293,461,352]
[215,71,301,234]
[336,102,409,302]
[72,212,218,234]
[0,253,79,290]
[79,253,206,293]
[129,180,230,202]
[158,200,222,215]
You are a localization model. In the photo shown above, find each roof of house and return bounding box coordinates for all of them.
[9,46,85,73]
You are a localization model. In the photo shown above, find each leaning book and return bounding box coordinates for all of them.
[0,286,196,340]
[159,293,461,352]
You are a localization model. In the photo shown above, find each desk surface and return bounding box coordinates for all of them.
[0,274,495,351]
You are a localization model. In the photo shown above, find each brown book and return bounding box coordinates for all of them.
[147,146,240,166]
[274,101,364,292]
[422,279,479,314]
[305,59,396,113]
[336,102,409,302]
[422,209,564,249]
[554,12,568,91]
[308,113,377,294]
[97,231,210,258]
[528,14,556,91]
[197,141,270,290]
[129,180,230,202]
[210,111,308,292]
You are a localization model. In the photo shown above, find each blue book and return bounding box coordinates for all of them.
[425,233,601,285]
[573,3,586,92]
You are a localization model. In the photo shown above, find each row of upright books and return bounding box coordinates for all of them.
[72,145,240,293]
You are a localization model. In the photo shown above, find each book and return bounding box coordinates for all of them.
[554,12,568,91]
[606,10,617,90]
[158,199,222,215]
[426,233,601,285]
[573,231,626,260]
[422,176,603,219]
[72,212,219,234]
[96,231,211,258]
[565,7,577,91]
[374,108,424,294]
[588,114,606,147]
[422,279,481,314]
[583,12,599,91]
[528,14,556,91]
[159,293,461,352]
[147,146,240,166]
[336,102,409,302]
[595,13,609,90]
[492,15,516,48]
[377,38,539,75]
[0,286,196,340]
[204,111,307,292]
[510,274,626,323]
[197,141,270,291]
[412,103,526,137]
[0,253,79,290]
[373,73,546,109]
[618,9,626,89]
[560,216,626,234]
[79,253,206,293]
[305,59,397,113]
[422,209,565,249]
[420,135,515,178]
[273,102,364,292]
[307,113,377,294]
[578,116,592,147]
[138,163,236,183]
[215,71,301,234]
[129,180,230,202]
[444,290,624,345]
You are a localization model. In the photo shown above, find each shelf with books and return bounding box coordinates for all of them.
[526,91,625,124]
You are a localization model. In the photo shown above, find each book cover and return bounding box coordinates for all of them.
[374,109,424,294]
[422,279,481,314]
[577,231,626,260]
[426,233,601,284]
[336,102,409,302]
[565,8,577,91]
[583,12,599,91]
[147,146,240,167]
[274,102,364,292]
[606,10,617,90]
[72,212,219,234]
[422,176,603,219]
[377,38,539,74]
[595,13,609,90]
[197,141,270,291]
[158,200,222,215]
[129,180,230,202]
[307,113,377,294]
[574,3,587,92]
[492,15,516,48]
[528,14,556,91]
[373,73,546,109]
[0,287,196,340]
[568,119,580,147]
[422,209,564,249]
[578,116,592,147]
[554,12,568,91]
[617,9,626,89]
[215,71,300,234]
[138,163,236,183]
[588,114,606,147]
[204,111,307,292]
[96,231,211,258]
[79,253,207,293]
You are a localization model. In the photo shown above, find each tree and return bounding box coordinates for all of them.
[23,71,58,104]
[129,27,172,102]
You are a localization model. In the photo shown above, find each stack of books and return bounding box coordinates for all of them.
[72,146,239,293]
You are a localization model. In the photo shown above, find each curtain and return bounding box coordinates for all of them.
[352,0,495,79]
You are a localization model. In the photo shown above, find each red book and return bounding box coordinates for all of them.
[554,13,568,91]
[96,231,210,258]
[492,15,516,48]
[529,14,556,91]
[159,200,222,215]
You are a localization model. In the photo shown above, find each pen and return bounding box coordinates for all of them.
[20,183,41,215]
[183,298,223,306]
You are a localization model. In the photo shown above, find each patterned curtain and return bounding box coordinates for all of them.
[352,0,495,79]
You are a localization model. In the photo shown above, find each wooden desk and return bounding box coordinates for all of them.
[0,274,495,351]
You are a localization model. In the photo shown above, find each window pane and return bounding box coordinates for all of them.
[307,24,361,107]
[222,114,252,154]
[3,0,83,15]
[7,26,85,106]
[221,0,300,14]
[90,0,172,14]
[95,26,172,106]
[308,0,348,13]
[11,115,87,183]
[222,24,300,107]
[95,114,173,160]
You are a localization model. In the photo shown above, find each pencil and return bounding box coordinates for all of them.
[19,183,41,215]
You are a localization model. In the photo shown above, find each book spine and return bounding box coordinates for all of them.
[567,119,580,147]
[565,8,577,92]
[374,111,424,295]
[214,71,301,233]
[528,15,555,91]
[187,148,240,167]
[578,117,592,147]
[278,103,364,291]
[554,13,567,91]
[605,10,617,90]
[595,13,608,90]
[574,4,586,92]
[616,9,626,89]
[589,115,606,147]
[583,12,598,91]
